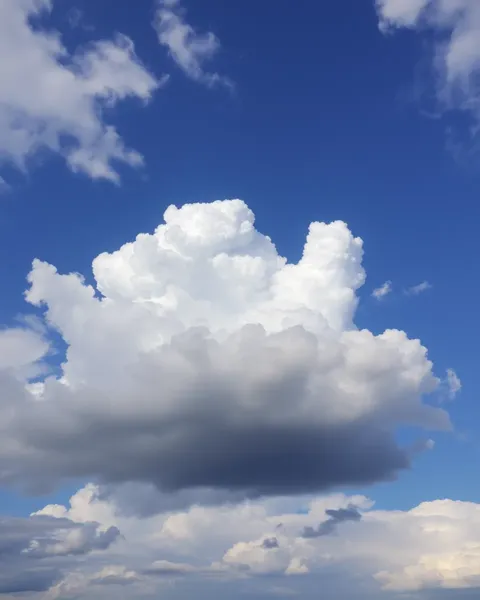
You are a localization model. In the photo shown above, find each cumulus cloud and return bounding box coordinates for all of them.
[0,508,119,596]
[0,199,450,499]
[0,513,117,559]
[372,280,392,299]
[0,0,163,183]
[28,483,480,598]
[221,493,480,592]
[376,0,480,146]
[153,0,230,88]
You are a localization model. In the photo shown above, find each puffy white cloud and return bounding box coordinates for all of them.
[372,280,393,299]
[220,494,480,592]
[0,199,450,498]
[16,482,480,598]
[376,0,430,29]
[0,0,163,183]
[153,0,231,88]
[376,0,480,142]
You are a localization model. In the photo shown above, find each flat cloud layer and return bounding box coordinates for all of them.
[0,199,449,497]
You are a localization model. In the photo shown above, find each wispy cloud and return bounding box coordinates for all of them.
[0,175,10,193]
[376,0,480,153]
[446,368,461,400]
[66,7,94,32]
[153,0,231,89]
[372,280,392,300]
[405,281,432,296]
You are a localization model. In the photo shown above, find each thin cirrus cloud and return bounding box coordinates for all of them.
[372,280,393,299]
[372,280,432,299]
[0,0,165,184]
[153,0,231,88]
[376,0,480,149]
[405,281,432,295]
[0,199,449,500]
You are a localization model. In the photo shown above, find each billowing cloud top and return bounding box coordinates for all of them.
[0,199,448,497]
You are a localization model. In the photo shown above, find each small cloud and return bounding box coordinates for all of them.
[409,437,436,457]
[267,586,299,596]
[153,0,232,89]
[143,560,198,577]
[0,176,11,193]
[372,280,392,300]
[446,368,461,400]
[405,281,432,296]
[66,8,95,32]
[67,8,83,29]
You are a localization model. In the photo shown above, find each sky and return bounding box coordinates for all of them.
[0,0,480,598]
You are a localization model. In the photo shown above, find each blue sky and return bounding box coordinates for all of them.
[0,0,479,598]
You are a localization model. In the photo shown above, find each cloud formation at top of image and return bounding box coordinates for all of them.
[0,198,449,501]
[376,0,480,152]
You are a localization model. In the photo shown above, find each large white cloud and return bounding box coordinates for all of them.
[376,0,480,142]
[0,0,163,182]
[0,199,449,498]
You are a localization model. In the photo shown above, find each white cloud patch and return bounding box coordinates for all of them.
[153,0,231,88]
[0,199,451,498]
[406,281,432,295]
[372,280,392,300]
[445,368,461,399]
[0,0,163,183]
[3,483,480,598]
[376,0,480,146]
